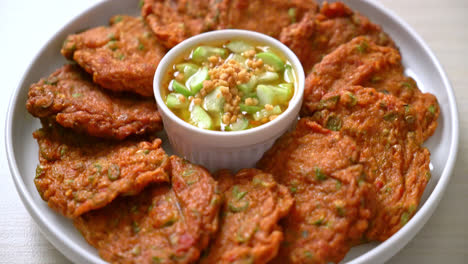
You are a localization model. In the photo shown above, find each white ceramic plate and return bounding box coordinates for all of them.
[5,0,459,263]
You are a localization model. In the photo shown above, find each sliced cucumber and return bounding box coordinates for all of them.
[253,105,282,121]
[226,117,249,131]
[277,83,294,103]
[255,52,285,72]
[166,93,188,109]
[257,84,293,105]
[192,46,227,63]
[203,87,225,113]
[190,105,213,130]
[188,67,209,94]
[257,71,279,83]
[172,80,193,97]
[284,64,295,83]
[237,75,257,95]
[240,104,262,114]
[256,85,275,105]
[242,93,258,101]
[175,63,199,79]
[226,40,254,54]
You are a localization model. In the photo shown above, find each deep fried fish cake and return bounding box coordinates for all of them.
[279,1,394,73]
[34,123,170,218]
[302,36,439,140]
[26,64,162,140]
[201,169,293,264]
[141,0,219,48]
[61,15,166,96]
[308,87,431,241]
[74,155,221,264]
[213,0,318,38]
[258,120,374,264]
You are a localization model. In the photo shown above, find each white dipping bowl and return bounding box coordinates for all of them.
[154,30,305,172]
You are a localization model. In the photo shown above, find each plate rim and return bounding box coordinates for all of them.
[5,0,459,263]
[5,1,116,263]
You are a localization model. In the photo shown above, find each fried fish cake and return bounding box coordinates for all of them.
[201,169,292,264]
[258,120,374,264]
[74,155,221,264]
[279,1,394,73]
[213,0,318,38]
[302,36,439,140]
[26,64,162,140]
[61,15,166,97]
[34,123,170,218]
[141,0,219,48]
[308,87,431,241]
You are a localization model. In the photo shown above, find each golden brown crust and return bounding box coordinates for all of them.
[214,0,318,38]
[302,36,439,140]
[259,119,374,264]
[34,122,170,218]
[26,64,162,140]
[201,169,293,264]
[279,1,394,74]
[61,15,166,96]
[73,155,221,264]
[308,87,431,241]
[141,0,220,48]
[142,0,318,48]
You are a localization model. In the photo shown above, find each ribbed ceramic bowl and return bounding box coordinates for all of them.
[153,30,305,172]
[5,0,458,263]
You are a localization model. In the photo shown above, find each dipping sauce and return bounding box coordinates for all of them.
[161,40,297,131]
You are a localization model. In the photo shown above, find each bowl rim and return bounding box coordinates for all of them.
[153,29,305,139]
[4,0,459,264]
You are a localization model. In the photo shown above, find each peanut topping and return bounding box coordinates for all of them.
[207,59,253,125]
[265,104,274,111]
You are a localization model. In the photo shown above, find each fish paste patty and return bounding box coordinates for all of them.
[258,119,374,264]
[34,123,169,218]
[302,36,439,140]
[201,169,293,264]
[308,86,431,241]
[26,64,162,140]
[279,1,394,73]
[74,155,221,264]
[62,15,166,96]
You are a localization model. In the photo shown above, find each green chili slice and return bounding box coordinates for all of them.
[228,201,249,213]
[326,115,342,131]
[232,185,248,201]
[428,105,436,115]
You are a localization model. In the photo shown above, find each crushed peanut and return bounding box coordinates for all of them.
[205,59,254,124]
[193,98,202,105]
[175,73,185,82]
[163,41,294,131]
[243,49,256,58]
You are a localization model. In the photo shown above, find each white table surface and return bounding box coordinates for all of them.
[1,0,467,263]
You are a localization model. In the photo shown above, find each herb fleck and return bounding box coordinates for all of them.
[326,115,342,131]
[356,41,369,53]
[132,221,140,233]
[315,167,327,181]
[108,164,120,181]
[288,8,297,23]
